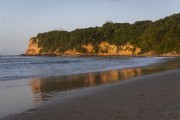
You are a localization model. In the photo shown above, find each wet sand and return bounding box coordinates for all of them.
[2,69,180,120]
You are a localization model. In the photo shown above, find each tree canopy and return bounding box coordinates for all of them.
[34,13,180,54]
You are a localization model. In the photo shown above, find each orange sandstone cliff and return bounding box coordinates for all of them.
[26,38,41,55]
[25,38,142,56]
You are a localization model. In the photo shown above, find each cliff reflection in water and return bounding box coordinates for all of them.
[30,58,180,102]
[30,68,142,102]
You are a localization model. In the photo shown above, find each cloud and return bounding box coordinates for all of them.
[1,19,7,23]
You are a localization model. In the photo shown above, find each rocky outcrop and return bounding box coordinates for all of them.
[64,49,81,55]
[98,42,141,55]
[24,38,179,56]
[26,38,42,55]
[25,39,141,56]
[82,43,95,53]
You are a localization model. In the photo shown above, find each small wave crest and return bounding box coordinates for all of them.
[30,60,82,65]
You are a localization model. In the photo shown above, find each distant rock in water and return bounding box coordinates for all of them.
[25,13,180,56]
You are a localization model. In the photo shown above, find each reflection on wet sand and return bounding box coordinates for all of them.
[30,58,180,103]
[30,68,143,102]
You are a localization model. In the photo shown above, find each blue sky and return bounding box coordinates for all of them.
[0,0,180,55]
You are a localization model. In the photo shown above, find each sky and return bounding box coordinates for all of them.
[0,0,180,55]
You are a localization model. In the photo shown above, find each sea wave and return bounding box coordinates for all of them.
[0,56,167,81]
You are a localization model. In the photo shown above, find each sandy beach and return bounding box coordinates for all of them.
[0,0,179,119]
[2,69,179,120]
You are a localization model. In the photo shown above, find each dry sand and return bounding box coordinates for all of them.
[2,69,180,120]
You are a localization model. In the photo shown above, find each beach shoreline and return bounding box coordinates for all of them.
[2,69,180,120]
[21,53,180,57]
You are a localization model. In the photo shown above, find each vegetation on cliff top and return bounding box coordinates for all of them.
[33,13,180,54]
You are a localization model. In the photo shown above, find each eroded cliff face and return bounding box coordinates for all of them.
[26,38,42,55]
[25,39,142,56]
[98,42,141,55]
[82,43,95,53]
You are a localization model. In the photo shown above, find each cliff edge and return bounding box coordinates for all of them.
[25,38,179,56]
[25,38,142,56]
[26,38,41,55]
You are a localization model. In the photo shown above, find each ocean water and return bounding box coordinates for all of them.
[0,56,164,81]
[0,56,179,118]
